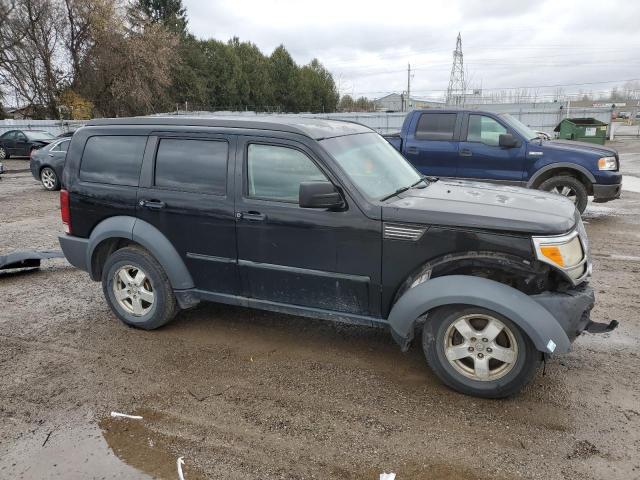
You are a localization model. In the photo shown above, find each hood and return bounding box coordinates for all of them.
[382,179,577,235]
[541,139,617,158]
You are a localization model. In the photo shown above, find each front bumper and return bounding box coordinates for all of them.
[593,182,621,203]
[531,284,616,342]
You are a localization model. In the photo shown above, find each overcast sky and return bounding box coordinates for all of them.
[183,0,640,101]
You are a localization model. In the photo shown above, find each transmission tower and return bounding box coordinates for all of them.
[445,33,466,106]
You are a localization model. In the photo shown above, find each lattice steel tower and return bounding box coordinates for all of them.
[445,33,466,105]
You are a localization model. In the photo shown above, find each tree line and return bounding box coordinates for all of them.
[0,0,340,119]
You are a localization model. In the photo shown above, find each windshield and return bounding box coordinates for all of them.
[25,131,55,141]
[320,133,422,200]
[499,114,539,140]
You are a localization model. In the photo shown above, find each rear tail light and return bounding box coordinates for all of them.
[60,189,71,234]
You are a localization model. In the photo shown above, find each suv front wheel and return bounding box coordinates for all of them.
[422,305,540,398]
[102,246,178,330]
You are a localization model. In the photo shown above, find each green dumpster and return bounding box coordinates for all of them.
[554,118,608,145]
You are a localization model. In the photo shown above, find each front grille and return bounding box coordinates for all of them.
[383,223,426,241]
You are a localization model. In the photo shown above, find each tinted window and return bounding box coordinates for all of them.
[467,115,507,146]
[415,113,457,140]
[247,144,327,202]
[1,131,15,140]
[80,136,146,186]
[51,139,70,152]
[154,138,228,194]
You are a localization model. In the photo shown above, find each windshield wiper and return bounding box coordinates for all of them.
[380,176,439,201]
[380,185,411,202]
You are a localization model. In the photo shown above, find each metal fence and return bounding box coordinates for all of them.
[0,119,83,137]
[0,104,616,137]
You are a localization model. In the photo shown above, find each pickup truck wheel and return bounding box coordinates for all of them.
[422,305,540,398]
[102,246,178,330]
[539,176,588,214]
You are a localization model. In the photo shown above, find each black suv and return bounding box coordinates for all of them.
[58,117,616,398]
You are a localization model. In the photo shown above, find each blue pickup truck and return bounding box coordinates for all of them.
[383,110,622,213]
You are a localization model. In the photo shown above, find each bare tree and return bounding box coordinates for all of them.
[0,0,65,117]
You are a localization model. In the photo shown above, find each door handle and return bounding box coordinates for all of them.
[238,211,266,222]
[460,148,473,157]
[139,199,166,210]
[406,146,419,154]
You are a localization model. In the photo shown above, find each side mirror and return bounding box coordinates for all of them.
[499,133,518,148]
[299,181,344,209]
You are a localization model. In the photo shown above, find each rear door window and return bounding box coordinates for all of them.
[415,113,457,140]
[80,136,146,186]
[154,138,228,194]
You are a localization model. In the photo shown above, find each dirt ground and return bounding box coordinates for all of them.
[1,141,639,480]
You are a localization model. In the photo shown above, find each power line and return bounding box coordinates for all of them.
[347,78,640,97]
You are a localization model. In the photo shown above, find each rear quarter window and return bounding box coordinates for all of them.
[79,136,146,186]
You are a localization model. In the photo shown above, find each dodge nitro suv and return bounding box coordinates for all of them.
[58,116,617,398]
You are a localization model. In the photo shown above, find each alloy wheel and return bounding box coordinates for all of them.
[549,185,577,204]
[40,168,57,190]
[0,147,6,159]
[112,265,155,316]
[444,313,518,381]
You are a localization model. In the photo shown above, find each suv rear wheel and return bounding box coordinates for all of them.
[539,175,588,214]
[422,305,540,398]
[102,246,178,330]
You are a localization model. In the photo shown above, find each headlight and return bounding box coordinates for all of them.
[598,156,617,171]
[532,230,587,283]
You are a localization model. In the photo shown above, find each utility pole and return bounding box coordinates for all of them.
[407,63,411,112]
[446,33,466,106]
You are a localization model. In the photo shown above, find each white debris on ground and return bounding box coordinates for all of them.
[110,412,143,420]
[379,472,396,480]
[177,457,186,480]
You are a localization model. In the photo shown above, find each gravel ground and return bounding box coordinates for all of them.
[0,144,639,480]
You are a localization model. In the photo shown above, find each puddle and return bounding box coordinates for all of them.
[0,411,204,479]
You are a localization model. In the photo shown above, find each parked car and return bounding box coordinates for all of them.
[383,110,622,214]
[58,116,616,398]
[30,137,71,190]
[0,129,56,159]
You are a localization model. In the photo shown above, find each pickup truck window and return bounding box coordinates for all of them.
[416,113,456,140]
[321,132,421,200]
[467,115,507,146]
[247,143,327,203]
[499,113,538,140]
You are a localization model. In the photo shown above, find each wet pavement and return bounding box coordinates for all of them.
[1,141,639,479]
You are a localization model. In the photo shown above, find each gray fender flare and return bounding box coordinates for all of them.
[387,275,570,355]
[527,162,596,188]
[86,216,194,290]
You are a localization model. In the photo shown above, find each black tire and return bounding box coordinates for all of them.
[0,146,8,160]
[538,175,588,214]
[101,245,178,330]
[40,166,61,191]
[422,305,540,399]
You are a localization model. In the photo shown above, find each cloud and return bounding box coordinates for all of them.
[183,0,640,100]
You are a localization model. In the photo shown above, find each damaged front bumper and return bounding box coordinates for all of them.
[531,284,617,343]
